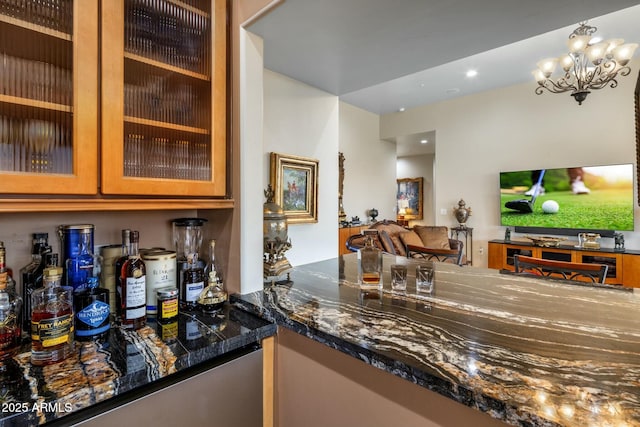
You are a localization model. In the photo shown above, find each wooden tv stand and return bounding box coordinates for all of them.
[488,240,640,288]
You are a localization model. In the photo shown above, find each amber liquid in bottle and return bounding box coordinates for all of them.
[120,231,146,330]
[31,267,74,366]
[0,272,22,360]
[115,229,131,322]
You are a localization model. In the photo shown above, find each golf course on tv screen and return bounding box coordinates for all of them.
[500,164,634,231]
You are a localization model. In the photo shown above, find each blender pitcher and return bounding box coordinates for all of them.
[172,218,207,299]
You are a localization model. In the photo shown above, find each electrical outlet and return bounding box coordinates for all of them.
[440,208,447,215]
[478,247,484,255]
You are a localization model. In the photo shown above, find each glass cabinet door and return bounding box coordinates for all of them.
[101,0,227,196]
[0,0,98,194]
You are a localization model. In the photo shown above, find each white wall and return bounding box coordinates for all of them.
[238,28,266,293]
[380,58,640,267]
[263,70,339,266]
[397,154,435,226]
[338,102,396,222]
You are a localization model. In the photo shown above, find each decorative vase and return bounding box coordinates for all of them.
[263,185,292,278]
[453,199,472,227]
[369,208,378,222]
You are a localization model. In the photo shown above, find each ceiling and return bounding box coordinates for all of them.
[248,0,640,155]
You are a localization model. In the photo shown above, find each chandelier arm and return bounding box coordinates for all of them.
[587,65,631,90]
[539,76,577,93]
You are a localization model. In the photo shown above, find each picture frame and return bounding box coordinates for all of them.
[270,152,319,224]
[397,177,423,220]
[635,69,639,206]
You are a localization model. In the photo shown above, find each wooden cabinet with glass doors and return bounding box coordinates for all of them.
[0,0,98,195]
[101,0,227,197]
[0,0,228,210]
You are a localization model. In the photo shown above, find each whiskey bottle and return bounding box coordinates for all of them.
[31,266,74,366]
[74,276,110,341]
[20,233,51,334]
[180,253,204,311]
[358,230,383,289]
[115,229,131,322]
[0,266,22,361]
[120,231,146,330]
[197,270,227,314]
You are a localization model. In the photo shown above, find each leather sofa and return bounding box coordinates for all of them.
[345,220,464,265]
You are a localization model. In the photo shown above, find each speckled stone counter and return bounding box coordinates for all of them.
[0,306,276,426]
[233,253,640,427]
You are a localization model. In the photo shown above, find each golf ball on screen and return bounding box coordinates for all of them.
[542,200,559,214]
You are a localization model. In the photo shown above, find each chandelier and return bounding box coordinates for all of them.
[532,22,638,105]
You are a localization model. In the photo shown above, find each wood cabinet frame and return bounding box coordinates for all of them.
[488,240,638,287]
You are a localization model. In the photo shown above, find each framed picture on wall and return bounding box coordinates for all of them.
[397,177,423,220]
[270,152,319,224]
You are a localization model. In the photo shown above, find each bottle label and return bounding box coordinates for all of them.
[126,276,146,307]
[77,301,110,328]
[160,297,178,320]
[126,306,146,320]
[186,281,204,302]
[31,314,73,347]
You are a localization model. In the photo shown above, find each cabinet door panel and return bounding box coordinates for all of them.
[101,0,226,196]
[0,0,98,194]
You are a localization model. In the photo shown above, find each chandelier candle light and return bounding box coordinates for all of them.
[532,22,637,105]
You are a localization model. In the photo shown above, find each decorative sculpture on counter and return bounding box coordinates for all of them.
[264,184,292,278]
[614,232,625,252]
[453,199,472,227]
[577,232,601,250]
[504,227,511,242]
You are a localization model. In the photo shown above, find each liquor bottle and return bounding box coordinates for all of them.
[46,252,59,267]
[65,229,97,292]
[31,266,74,366]
[0,253,22,362]
[197,270,227,314]
[120,231,146,330]
[0,241,12,278]
[358,230,383,289]
[74,277,110,341]
[115,229,131,322]
[203,239,217,278]
[180,253,204,311]
[20,233,51,334]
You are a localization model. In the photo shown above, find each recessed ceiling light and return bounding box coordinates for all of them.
[466,69,478,78]
[398,107,406,112]
[446,88,460,94]
[420,139,428,144]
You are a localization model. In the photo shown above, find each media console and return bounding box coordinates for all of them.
[488,240,640,288]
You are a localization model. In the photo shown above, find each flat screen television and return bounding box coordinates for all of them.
[499,164,634,237]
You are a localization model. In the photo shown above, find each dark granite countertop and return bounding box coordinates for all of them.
[0,306,276,426]
[233,253,640,427]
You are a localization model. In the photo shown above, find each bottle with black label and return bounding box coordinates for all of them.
[180,253,204,310]
[31,266,74,366]
[74,276,110,341]
[19,233,51,335]
[120,231,146,330]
